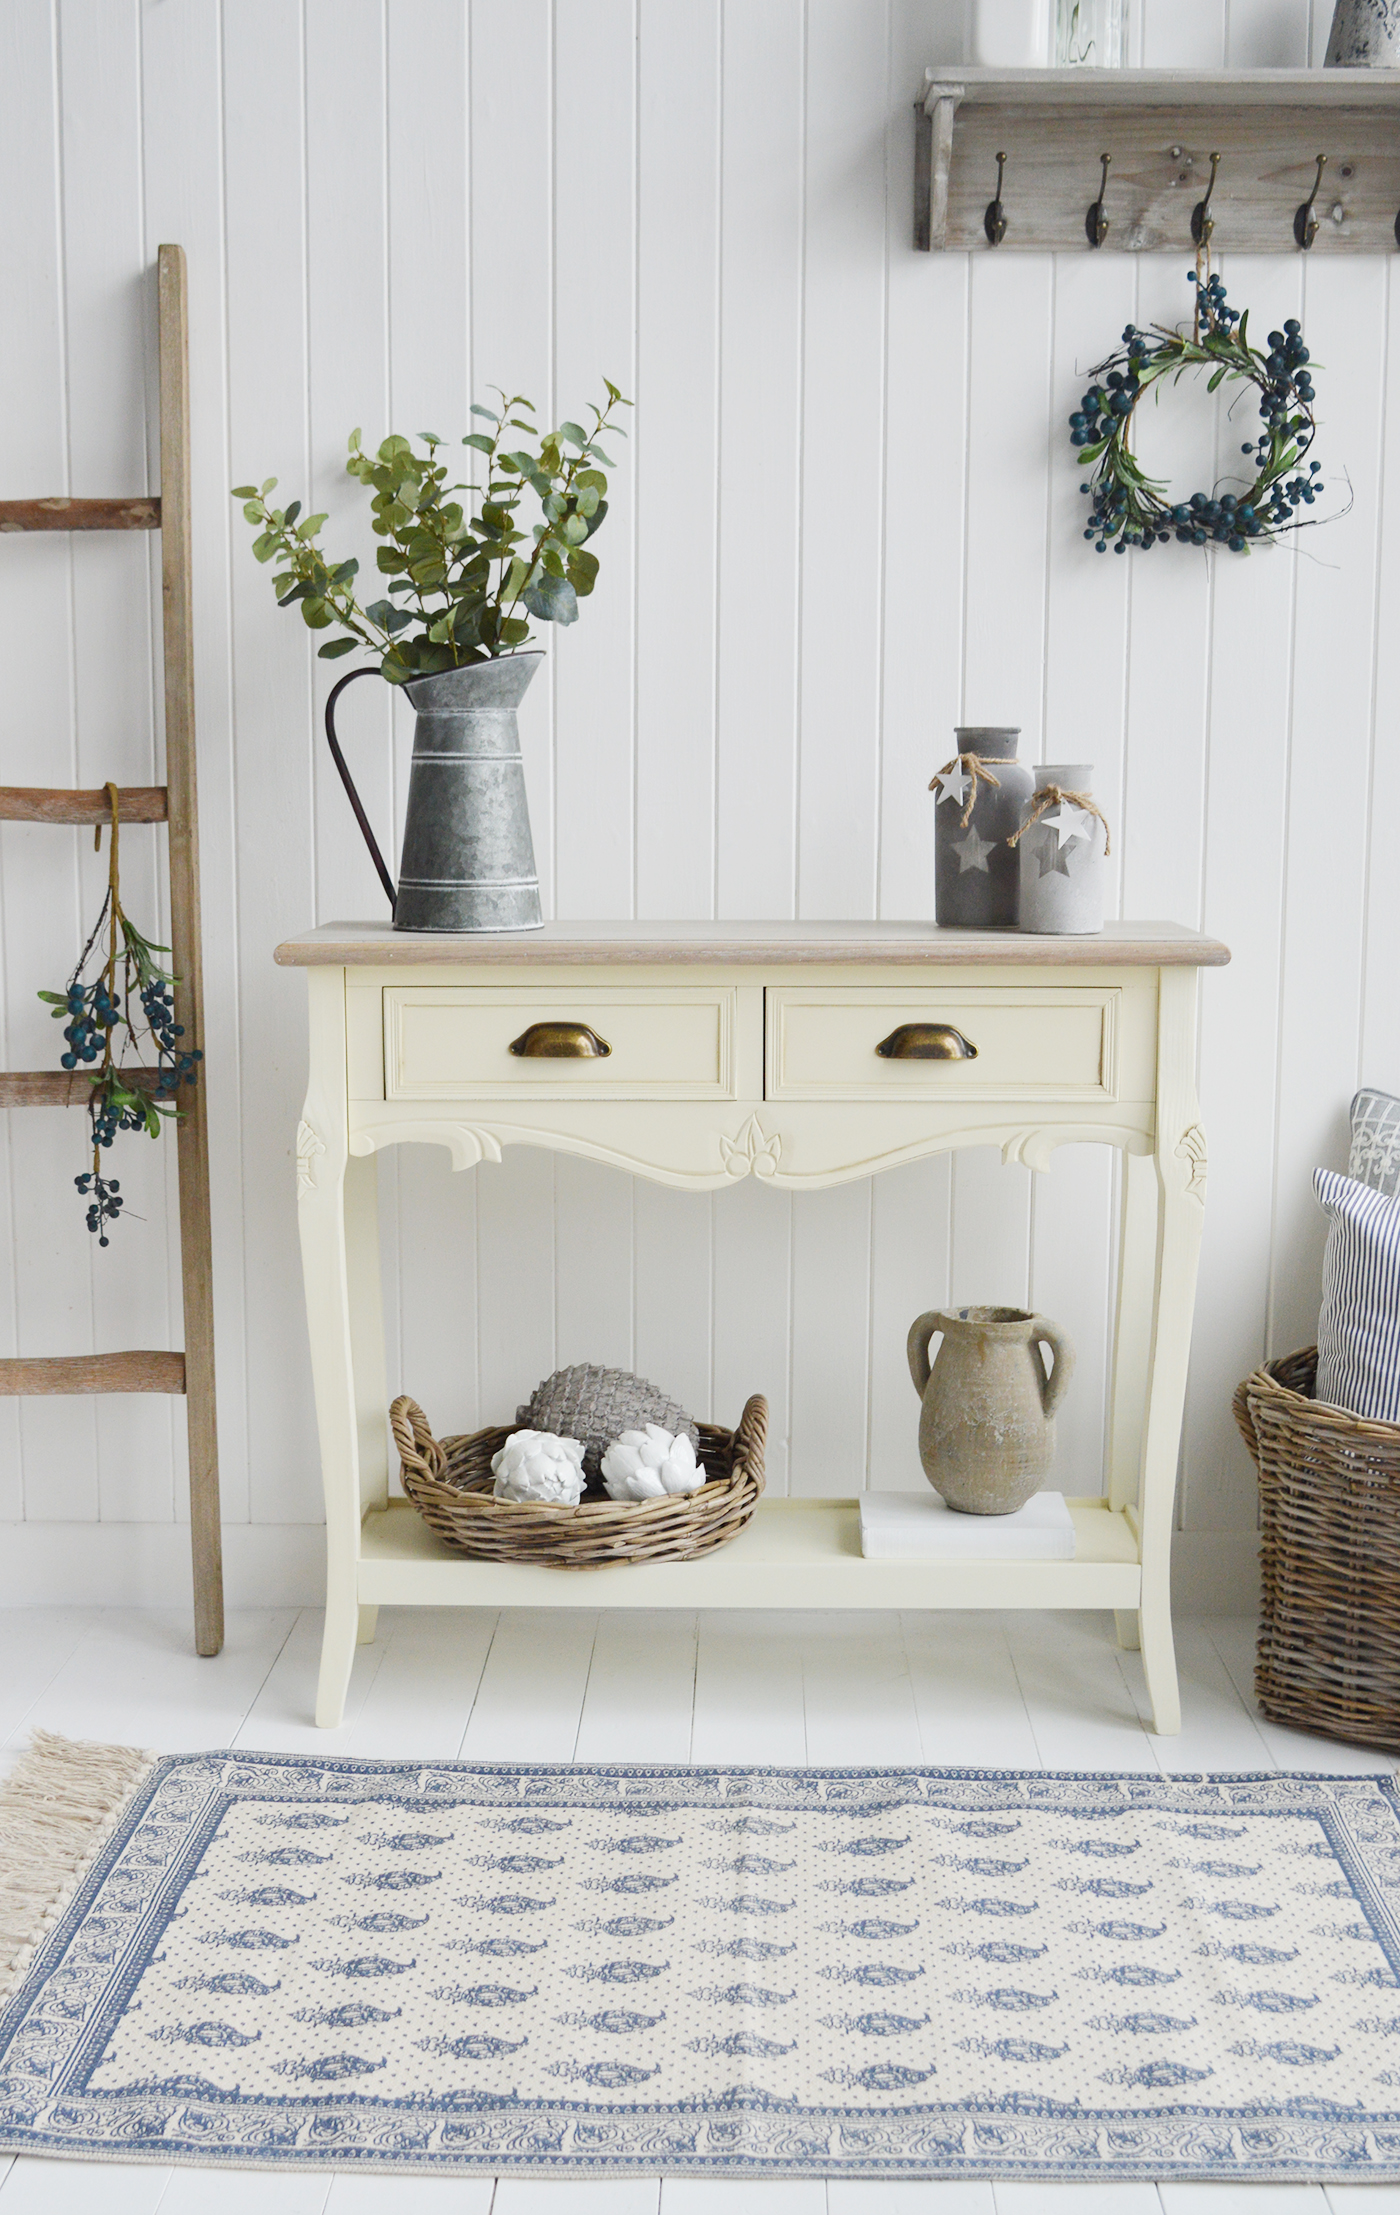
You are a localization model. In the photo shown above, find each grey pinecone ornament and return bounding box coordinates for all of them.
[516,1365,700,1481]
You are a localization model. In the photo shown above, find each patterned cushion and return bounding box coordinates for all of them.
[1314,1166,1400,1422]
[1350,1086,1400,1199]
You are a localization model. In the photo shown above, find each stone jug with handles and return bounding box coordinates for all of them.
[906,1305,1074,1515]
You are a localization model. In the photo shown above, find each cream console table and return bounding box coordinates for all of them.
[275,919,1229,1733]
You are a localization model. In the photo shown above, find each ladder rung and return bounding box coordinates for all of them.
[0,1069,161,1108]
[0,497,160,532]
[0,786,168,824]
[0,1352,186,1396]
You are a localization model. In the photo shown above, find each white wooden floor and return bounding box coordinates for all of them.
[0,1602,1397,2215]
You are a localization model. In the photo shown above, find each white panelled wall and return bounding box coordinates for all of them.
[1,0,1395,1613]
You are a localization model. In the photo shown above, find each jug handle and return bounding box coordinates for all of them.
[907,1310,949,1398]
[1030,1315,1075,1418]
[325,664,398,915]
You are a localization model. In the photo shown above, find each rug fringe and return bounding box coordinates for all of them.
[0,1730,156,2002]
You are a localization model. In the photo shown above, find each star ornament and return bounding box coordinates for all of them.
[952,826,995,874]
[934,765,971,809]
[1040,801,1092,849]
[1036,829,1081,878]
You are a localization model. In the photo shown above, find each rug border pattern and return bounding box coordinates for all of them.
[3,1755,1400,2182]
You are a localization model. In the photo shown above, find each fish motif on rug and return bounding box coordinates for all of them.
[4,1738,1400,2180]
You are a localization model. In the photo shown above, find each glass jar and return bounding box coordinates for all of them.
[1055,0,1129,66]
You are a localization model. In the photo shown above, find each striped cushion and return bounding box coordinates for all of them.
[1314,1167,1400,1423]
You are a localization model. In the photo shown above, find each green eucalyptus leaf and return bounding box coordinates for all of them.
[231,484,257,499]
[319,636,359,659]
[463,432,496,453]
[522,570,578,626]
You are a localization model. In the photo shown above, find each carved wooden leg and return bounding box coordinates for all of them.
[298,971,364,1731]
[317,1591,360,1732]
[1107,1147,1158,1660]
[1135,969,1208,1738]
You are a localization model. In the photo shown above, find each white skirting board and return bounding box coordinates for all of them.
[0,1520,1261,1616]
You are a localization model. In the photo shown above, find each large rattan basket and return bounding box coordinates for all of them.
[391,1393,766,1568]
[1235,1346,1400,1752]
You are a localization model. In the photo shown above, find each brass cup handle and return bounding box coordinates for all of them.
[876,1022,978,1061]
[509,1020,613,1059]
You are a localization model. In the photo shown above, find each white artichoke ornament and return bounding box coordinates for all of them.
[490,1429,585,1505]
[600,1424,705,1502]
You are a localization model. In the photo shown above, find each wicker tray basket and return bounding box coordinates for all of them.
[390,1393,767,1568]
[1235,1347,1400,1752]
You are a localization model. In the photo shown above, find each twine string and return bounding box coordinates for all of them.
[1006,784,1112,856]
[928,753,1003,831]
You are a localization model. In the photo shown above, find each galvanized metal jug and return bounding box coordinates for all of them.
[325,653,544,934]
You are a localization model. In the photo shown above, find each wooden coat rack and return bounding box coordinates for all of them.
[917,68,1400,254]
[0,245,222,1656]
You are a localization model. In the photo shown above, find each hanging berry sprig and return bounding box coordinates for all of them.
[1068,270,1329,555]
[38,783,202,1246]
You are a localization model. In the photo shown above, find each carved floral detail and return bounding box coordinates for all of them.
[296,1118,326,1196]
[1176,1123,1207,1203]
[720,1115,783,1181]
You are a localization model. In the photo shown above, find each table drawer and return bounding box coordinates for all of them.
[383,986,743,1100]
[764,986,1122,1103]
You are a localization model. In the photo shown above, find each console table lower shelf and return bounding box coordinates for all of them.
[355,1492,1142,1612]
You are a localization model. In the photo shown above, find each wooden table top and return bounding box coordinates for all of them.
[274,919,1231,969]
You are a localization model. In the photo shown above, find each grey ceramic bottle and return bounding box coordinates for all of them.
[933,726,1033,928]
[1015,761,1106,937]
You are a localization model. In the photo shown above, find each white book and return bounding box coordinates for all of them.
[859,1488,1076,1560]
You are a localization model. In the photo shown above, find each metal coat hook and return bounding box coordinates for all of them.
[984,151,1007,247]
[1295,154,1327,251]
[1086,152,1111,248]
[1191,152,1220,248]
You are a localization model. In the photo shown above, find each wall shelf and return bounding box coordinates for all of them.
[916,67,1400,253]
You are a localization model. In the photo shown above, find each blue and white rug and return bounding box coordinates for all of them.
[5,1735,1400,2181]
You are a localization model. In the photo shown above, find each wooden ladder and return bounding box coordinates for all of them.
[0,245,222,1656]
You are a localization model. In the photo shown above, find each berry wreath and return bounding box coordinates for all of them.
[1069,270,1328,555]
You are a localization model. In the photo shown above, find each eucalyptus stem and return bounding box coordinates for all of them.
[233,380,630,685]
